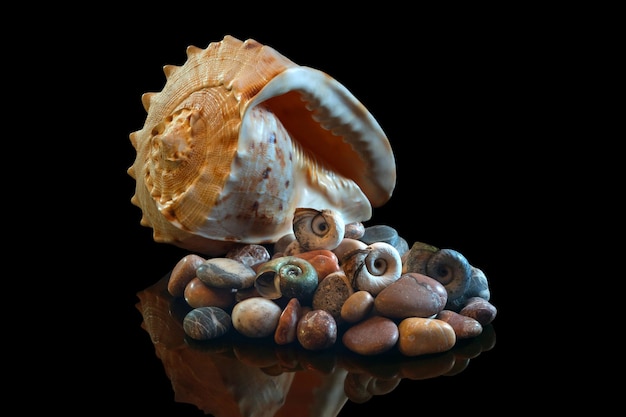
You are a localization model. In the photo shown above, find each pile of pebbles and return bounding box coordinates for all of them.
[166,210,497,357]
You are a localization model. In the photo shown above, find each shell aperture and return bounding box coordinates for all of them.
[128,35,396,255]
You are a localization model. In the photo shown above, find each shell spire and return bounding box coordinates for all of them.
[128,35,396,256]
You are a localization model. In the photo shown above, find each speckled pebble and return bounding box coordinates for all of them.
[341,290,375,323]
[184,277,236,309]
[231,297,282,338]
[342,315,399,355]
[168,254,206,297]
[397,317,456,356]
[196,257,257,289]
[183,306,232,341]
[311,271,353,324]
[297,309,337,350]
[374,273,447,319]
[436,309,483,339]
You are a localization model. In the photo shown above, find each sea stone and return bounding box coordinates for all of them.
[183,306,232,341]
[196,257,257,289]
[274,298,302,345]
[459,297,497,325]
[360,224,398,246]
[295,250,341,281]
[312,271,353,324]
[297,309,337,350]
[397,317,456,356]
[231,297,282,338]
[342,315,399,355]
[183,277,236,309]
[341,290,375,323]
[436,309,483,339]
[374,273,448,319]
[168,254,206,297]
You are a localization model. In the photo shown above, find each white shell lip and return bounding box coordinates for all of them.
[244,66,396,208]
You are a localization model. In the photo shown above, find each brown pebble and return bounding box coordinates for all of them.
[274,298,302,345]
[342,316,399,355]
[184,277,236,309]
[374,273,447,319]
[436,309,483,339]
[168,254,205,297]
[397,317,456,356]
[297,309,337,350]
[341,290,375,323]
[459,297,497,325]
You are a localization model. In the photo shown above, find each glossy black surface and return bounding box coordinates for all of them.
[87,17,528,416]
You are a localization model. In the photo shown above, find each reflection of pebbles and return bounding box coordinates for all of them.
[137,274,496,415]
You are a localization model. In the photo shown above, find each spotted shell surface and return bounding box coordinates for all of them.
[128,35,396,255]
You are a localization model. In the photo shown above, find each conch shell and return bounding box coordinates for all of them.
[128,35,396,256]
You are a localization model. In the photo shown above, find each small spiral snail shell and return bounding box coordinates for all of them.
[341,241,402,296]
[128,35,396,256]
[292,207,345,251]
[402,242,473,310]
[254,256,319,301]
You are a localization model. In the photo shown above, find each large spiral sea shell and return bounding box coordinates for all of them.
[128,35,396,256]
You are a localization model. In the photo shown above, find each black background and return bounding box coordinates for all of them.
[54,9,548,415]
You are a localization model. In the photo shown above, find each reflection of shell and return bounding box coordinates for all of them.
[128,35,396,256]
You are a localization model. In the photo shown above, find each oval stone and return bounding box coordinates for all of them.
[196,257,257,289]
[168,254,205,297]
[436,309,483,339]
[341,290,375,323]
[295,250,341,281]
[342,315,399,355]
[231,297,282,338]
[274,298,302,345]
[183,277,236,309]
[459,297,497,325]
[311,271,353,324]
[374,273,447,319]
[397,317,456,356]
[183,306,232,341]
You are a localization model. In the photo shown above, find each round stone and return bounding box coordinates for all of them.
[297,309,337,350]
[231,297,282,338]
